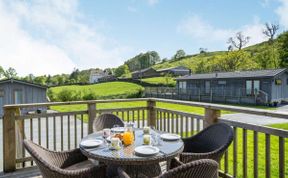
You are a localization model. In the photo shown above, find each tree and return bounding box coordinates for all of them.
[263,22,279,42]
[216,50,258,71]
[254,46,280,69]
[4,67,17,79]
[114,64,130,77]
[277,31,288,67]
[0,66,4,78]
[125,51,160,72]
[227,32,250,50]
[173,49,186,60]
[69,68,80,83]
[199,48,207,54]
[227,45,233,52]
[34,76,47,85]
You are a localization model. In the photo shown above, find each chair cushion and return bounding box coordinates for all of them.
[64,159,98,170]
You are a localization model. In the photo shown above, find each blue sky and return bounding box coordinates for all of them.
[0,0,287,76]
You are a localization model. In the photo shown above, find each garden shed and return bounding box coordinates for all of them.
[0,79,47,116]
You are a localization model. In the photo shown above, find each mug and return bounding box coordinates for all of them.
[111,137,122,150]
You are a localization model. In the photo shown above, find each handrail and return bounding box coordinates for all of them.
[4,97,288,119]
[3,98,150,109]
[152,98,288,119]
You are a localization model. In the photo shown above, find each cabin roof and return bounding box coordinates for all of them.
[157,66,190,72]
[176,68,287,80]
[131,67,156,74]
[0,78,47,89]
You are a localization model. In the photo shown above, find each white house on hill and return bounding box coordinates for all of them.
[89,71,105,83]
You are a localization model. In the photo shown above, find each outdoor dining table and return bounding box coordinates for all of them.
[79,128,184,177]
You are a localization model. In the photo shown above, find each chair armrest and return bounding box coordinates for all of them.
[118,167,131,178]
[51,148,88,168]
[169,158,184,169]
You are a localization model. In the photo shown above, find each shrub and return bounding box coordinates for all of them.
[57,88,75,101]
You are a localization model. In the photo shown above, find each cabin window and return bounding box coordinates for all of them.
[218,81,226,85]
[205,81,210,94]
[179,81,187,89]
[0,90,4,97]
[14,90,23,104]
[246,80,260,95]
[246,80,252,95]
[254,80,260,95]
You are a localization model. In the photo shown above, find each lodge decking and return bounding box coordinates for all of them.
[1,98,287,177]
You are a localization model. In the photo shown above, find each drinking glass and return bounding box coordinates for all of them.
[112,124,120,134]
[102,128,111,139]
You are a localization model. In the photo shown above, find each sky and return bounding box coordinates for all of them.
[0,0,287,76]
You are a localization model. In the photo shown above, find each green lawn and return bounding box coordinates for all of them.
[48,82,143,102]
[269,123,288,130]
[141,77,176,86]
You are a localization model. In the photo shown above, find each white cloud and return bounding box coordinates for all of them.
[276,0,288,29]
[0,0,132,76]
[147,0,159,6]
[177,15,267,49]
[260,0,270,7]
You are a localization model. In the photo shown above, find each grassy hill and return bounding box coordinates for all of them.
[141,76,176,87]
[48,81,144,102]
[151,37,283,73]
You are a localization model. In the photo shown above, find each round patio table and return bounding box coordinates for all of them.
[80,128,184,176]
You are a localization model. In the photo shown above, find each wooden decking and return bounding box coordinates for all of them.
[0,162,167,178]
[0,167,40,178]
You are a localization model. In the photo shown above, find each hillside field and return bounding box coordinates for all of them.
[48,81,144,102]
[141,77,176,86]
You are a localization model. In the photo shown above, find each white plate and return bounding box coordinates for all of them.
[80,139,103,148]
[160,133,181,141]
[111,127,125,133]
[135,146,159,156]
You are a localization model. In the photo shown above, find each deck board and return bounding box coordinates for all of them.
[0,162,168,178]
[0,167,41,178]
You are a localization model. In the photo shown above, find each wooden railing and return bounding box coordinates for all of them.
[2,98,287,178]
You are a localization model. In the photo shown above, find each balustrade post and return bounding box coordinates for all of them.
[3,107,19,172]
[147,99,156,127]
[204,107,221,128]
[87,103,97,134]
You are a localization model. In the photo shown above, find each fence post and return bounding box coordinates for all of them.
[204,107,221,128]
[3,107,19,172]
[147,99,156,127]
[88,103,97,134]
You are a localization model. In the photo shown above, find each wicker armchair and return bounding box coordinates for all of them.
[118,159,219,178]
[93,113,125,132]
[180,123,234,164]
[23,140,106,178]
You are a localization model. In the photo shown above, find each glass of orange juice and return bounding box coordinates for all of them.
[123,131,134,146]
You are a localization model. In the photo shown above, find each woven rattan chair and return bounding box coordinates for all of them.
[118,158,219,178]
[93,113,125,132]
[180,123,233,164]
[23,140,106,178]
